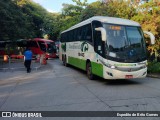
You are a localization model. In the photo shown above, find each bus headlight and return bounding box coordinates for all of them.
[111,66,116,69]
[105,64,116,69]
[141,65,147,69]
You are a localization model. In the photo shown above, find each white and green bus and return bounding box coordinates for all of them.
[59,16,155,80]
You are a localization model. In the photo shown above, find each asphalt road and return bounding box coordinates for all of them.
[0,59,160,120]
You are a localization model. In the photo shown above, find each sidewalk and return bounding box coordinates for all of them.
[147,73,160,78]
[0,59,48,72]
[0,60,52,81]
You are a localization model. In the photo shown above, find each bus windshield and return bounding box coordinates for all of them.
[38,41,46,52]
[46,42,56,53]
[103,24,146,63]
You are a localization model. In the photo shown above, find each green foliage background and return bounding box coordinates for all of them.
[148,61,160,73]
[0,0,159,42]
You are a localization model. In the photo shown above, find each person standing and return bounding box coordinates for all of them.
[24,47,33,73]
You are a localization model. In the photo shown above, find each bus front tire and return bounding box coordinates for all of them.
[86,62,94,80]
[63,56,68,67]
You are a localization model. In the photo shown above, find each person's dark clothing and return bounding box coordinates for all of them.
[24,60,31,73]
[24,49,32,73]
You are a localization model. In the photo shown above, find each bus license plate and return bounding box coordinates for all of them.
[125,75,133,79]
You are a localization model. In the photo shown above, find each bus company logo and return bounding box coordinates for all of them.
[128,68,132,72]
[81,42,89,52]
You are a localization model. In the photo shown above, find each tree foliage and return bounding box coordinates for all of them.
[80,1,104,21]
[62,4,83,17]
[0,0,160,54]
[0,0,55,41]
[0,0,30,41]
[132,1,160,61]
[80,1,137,21]
[132,1,160,39]
[72,0,88,7]
[55,3,84,38]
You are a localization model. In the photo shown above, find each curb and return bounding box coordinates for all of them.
[147,74,160,78]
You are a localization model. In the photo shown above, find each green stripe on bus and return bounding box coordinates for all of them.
[68,56,103,78]
[91,62,103,77]
[68,56,86,70]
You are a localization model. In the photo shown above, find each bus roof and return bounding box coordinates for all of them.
[33,38,54,42]
[61,16,140,33]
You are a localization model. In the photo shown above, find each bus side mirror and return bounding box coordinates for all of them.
[143,31,155,45]
[95,27,107,42]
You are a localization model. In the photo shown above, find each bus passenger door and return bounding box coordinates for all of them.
[92,21,105,77]
[92,21,105,57]
[94,31,104,56]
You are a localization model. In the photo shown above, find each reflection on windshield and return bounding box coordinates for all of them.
[103,24,146,63]
[46,43,56,53]
[38,41,46,52]
[106,26,127,53]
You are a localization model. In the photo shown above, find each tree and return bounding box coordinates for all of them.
[19,0,48,38]
[62,4,83,17]
[0,0,56,41]
[104,1,136,19]
[43,13,61,40]
[132,1,160,38]
[0,0,31,41]
[131,1,160,61]
[80,1,137,21]
[57,3,84,34]
[72,0,88,7]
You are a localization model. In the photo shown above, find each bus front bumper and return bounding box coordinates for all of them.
[103,67,147,80]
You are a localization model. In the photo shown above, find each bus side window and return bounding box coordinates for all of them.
[66,32,69,42]
[38,41,46,52]
[75,28,79,41]
[86,24,92,42]
[81,25,86,41]
[77,27,82,41]
[30,41,38,48]
[68,31,71,42]
[70,30,74,42]
[61,34,64,42]
[81,24,92,43]
[72,29,76,41]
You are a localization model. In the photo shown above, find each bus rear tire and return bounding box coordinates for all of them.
[86,62,94,80]
[63,56,68,67]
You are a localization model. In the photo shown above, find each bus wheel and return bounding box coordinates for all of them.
[86,62,94,80]
[63,56,65,66]
[63,56,68,67]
